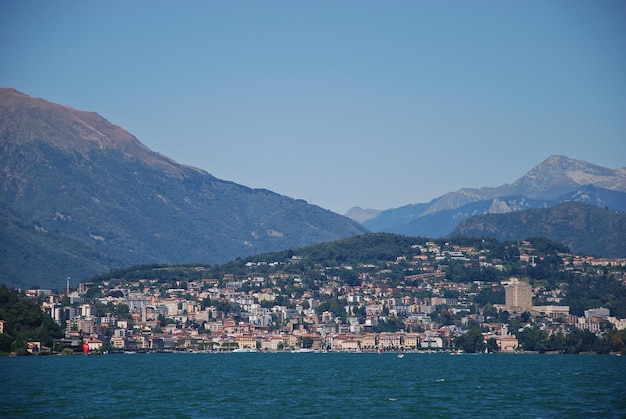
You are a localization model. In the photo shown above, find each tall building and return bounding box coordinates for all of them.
[505,280,533,312]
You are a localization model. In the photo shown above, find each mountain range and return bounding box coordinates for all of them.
[0,88,367,289]
[353,155,626,238]
[2,88,625,290]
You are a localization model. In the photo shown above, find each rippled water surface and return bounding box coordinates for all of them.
[1,352,625,418]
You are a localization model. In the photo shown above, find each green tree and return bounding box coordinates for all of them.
[516,327,548,352]
[545,332,565,352]
[455,327,486,353]
[373,316,404,333]
[474,288,505,306]
[298,336,314,349]
[113,303,131,319]
[315,297,346,319]
[352,304,366,320]
[519,311,531,323]
[438,308,455,326]
[0,334,12,353]
[486,338,499,353]
[0,285,64,354]
[610,330,626,354]
[563,329,598,354]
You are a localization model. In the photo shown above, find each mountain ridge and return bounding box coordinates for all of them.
[361,155,626,237]
[0,88,186,176]
[0,88,368,289]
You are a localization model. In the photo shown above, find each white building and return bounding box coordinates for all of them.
[584,307,610,319]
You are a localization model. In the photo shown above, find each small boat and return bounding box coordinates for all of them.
[291,348,317,353]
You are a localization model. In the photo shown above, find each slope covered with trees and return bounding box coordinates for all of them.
[87,233,626,320]
[0,285,64,355]
[452,202,626,257]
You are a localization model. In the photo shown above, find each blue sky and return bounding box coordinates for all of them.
[1,1,625,214]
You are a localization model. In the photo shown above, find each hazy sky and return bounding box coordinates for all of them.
[2,1,625,214]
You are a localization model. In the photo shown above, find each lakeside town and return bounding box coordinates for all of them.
[21,237,626,355]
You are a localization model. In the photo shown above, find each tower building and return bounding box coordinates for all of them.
[505,279,532,312]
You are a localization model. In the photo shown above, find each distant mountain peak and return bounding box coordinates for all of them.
[344,207,382,223]
[0,87,184,176]
[511,155,626,199]
[362,154,626,239]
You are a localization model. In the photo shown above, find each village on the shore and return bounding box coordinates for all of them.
[23,238,626,355]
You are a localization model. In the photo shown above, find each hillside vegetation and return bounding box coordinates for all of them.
[87,233,626,319]
[452,202,626,257]
[0,286,64,354]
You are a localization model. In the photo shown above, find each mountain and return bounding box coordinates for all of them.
[343,207,382,224]
[0,88,368,289]
[363,155,626,237]
[380,196,547,237]
[500,155,626,199]
[451,201,626,258]
[0,202,115,287]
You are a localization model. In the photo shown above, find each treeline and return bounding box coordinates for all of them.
[88,234,547,285]
[564,274,626,318]
[0,285,64,355]
[455,326,626,354]
[516,327,625,354]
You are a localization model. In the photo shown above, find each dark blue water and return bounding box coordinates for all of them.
[1,353,624,418]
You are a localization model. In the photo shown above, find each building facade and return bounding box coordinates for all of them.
[505,279,532,312]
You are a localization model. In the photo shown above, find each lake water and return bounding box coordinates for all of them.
[1,352,624,418]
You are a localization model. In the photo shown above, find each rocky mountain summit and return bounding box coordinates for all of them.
[360,155,626,237]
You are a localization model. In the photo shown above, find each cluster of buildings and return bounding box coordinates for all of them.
[29,240,626,354]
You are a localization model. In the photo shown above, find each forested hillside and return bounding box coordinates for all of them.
[87,233,626,319]
[452,202,626,257]
[0,286,64,354]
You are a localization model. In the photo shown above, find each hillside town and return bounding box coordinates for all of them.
[26,238,626,355]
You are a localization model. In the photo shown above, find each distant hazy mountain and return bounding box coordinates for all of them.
[0,88,368,289]
[343,207,382,223]
[451,201,626,258]
[378,196,547,237]
[363,155,626,237]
